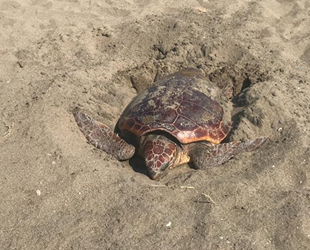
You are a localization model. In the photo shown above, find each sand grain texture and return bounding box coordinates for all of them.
[1,0,310,249]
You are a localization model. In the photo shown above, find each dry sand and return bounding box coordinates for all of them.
[1,0,310,249]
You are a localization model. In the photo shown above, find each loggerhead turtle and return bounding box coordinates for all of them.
[74,68,266,180]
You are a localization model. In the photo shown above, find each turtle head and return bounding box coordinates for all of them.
[142,134,178,180]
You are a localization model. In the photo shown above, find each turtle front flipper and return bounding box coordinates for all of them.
[190,137,267,169]
[73,111,135,160]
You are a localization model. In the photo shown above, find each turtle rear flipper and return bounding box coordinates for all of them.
[73,112,135,160]
[191,137,267,169]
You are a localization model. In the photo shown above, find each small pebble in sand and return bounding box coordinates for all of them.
[166,221,172,227]
[36,190,41,196]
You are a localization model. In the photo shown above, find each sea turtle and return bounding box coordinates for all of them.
[74,68,266,180]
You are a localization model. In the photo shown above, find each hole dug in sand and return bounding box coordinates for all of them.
[115,53,269,143]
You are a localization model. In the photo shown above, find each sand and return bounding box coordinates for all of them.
[1,0,310,249]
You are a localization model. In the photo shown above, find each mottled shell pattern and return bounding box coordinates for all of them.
[118,69,232,144]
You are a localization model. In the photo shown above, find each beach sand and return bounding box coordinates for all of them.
[1,0,310,249]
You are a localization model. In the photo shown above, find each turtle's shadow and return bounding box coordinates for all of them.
[114,124,149,176]
[129,155,149,177]
[223,88,250,142]
[223,110,245,143]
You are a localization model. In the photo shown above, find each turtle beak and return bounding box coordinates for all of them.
[147,162,170,180]
[149,167,168,180]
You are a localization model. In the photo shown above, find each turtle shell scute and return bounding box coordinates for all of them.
[118,69,231,144]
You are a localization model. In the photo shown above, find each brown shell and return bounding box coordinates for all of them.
[118,69,231,144]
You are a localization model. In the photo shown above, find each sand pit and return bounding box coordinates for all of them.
[1,0,310,249]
